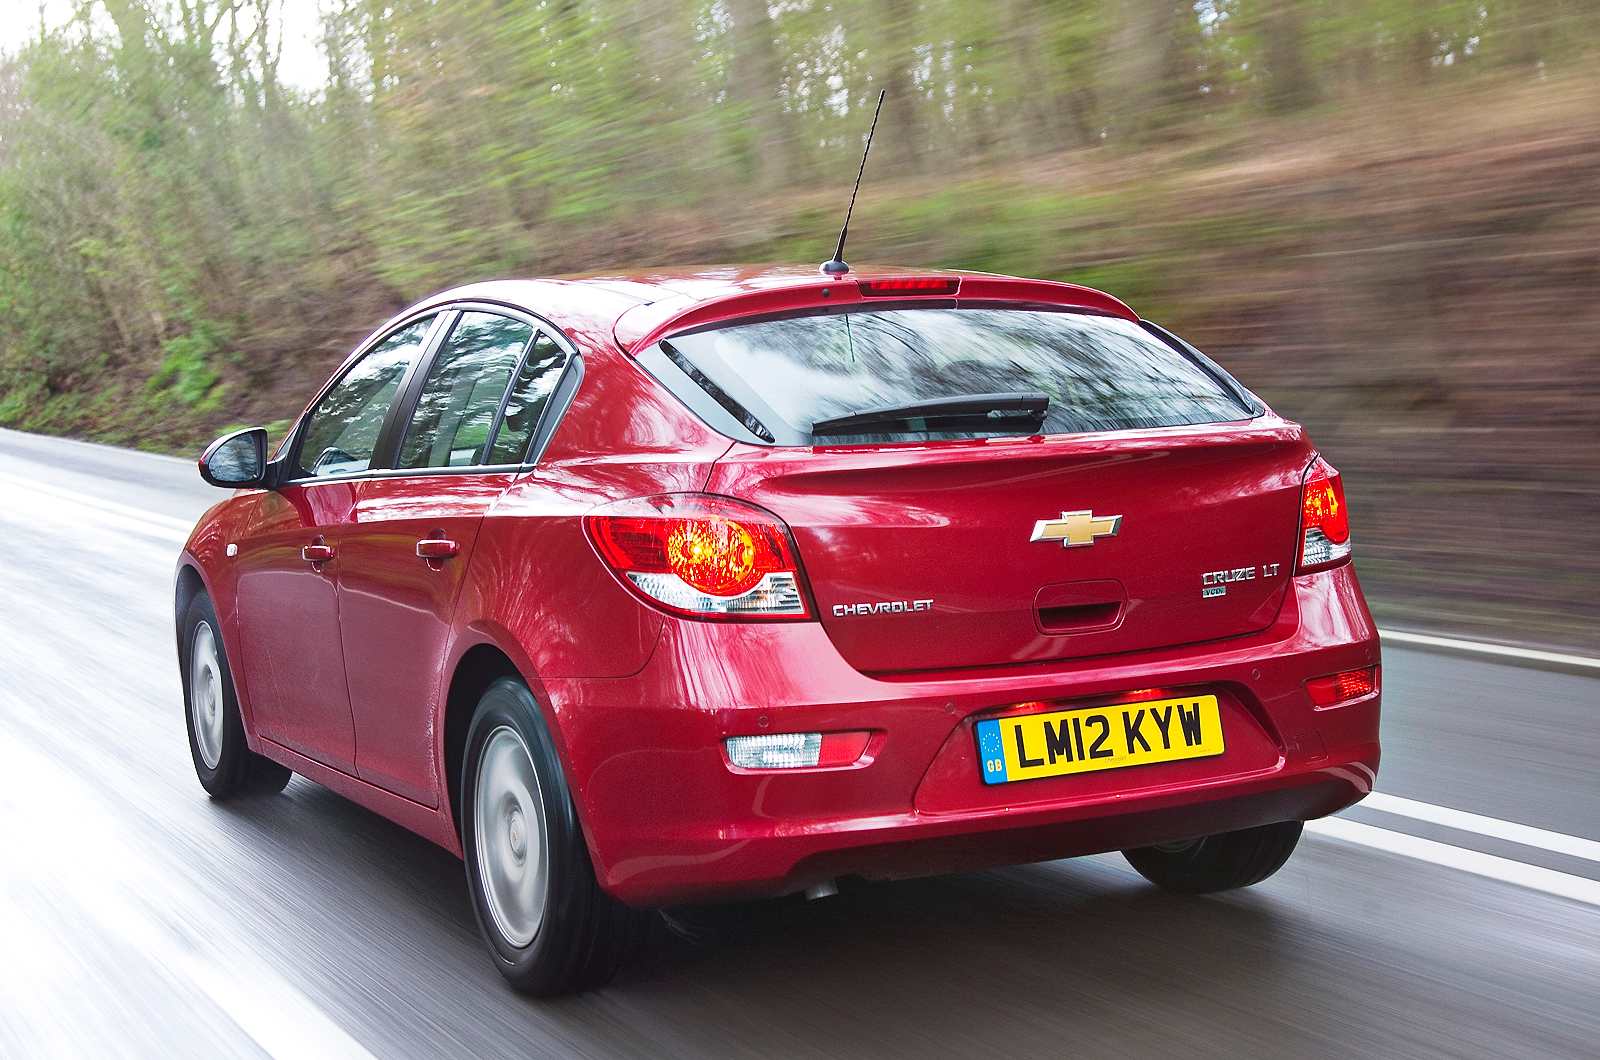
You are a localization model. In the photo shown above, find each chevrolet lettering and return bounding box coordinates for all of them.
[834,599,935,617]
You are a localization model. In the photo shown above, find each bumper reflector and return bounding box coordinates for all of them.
[726,731,872,770]
[1306,666,1378,707]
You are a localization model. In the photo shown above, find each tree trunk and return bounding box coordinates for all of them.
[726,0,800,188]
[1261,1,1318,114]
[873,0,925,177]
[1099,0,1194,141]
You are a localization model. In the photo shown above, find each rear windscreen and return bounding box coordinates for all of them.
[637,308,1254,446]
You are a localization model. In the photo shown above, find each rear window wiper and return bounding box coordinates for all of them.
[809,392,1049,437]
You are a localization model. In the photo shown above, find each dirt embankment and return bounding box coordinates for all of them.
[1154,80,1600,651]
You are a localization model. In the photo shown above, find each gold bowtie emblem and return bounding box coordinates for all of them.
[1030,510,1123,548]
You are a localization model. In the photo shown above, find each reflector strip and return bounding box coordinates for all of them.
[1306,667,1378,706]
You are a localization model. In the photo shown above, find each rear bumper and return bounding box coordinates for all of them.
[547,564,1380,908]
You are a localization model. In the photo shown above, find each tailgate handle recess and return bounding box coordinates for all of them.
[1034,580,1127,635]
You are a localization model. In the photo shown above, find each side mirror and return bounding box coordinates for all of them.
[199,427,270,489]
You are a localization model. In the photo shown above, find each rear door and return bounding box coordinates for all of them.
[337,309,573,805]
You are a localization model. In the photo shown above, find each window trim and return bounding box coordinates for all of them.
[1139,320,1265,418]
[282,300,583,485]
[643,304,1260,448]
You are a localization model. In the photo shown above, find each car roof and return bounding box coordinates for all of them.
[384,265,1139,358]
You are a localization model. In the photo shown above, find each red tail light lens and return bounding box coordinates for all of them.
[1306,666,1378,707]
[1297,457,1352,573]
[585,494,812,619]
[857,277,961,296]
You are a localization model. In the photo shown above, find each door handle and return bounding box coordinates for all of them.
[416,539,460,560]
[302,544,335,563]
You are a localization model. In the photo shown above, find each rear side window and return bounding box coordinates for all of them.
[487,333,568,465]
[641,309,1252,446]
[398,312,535,469]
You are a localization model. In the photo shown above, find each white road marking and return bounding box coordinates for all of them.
[1379,628,1600,672]
[0,726,381,1060]
[1360,791,1600,864]
[0,468,195,545]
[169,949,383,1060]
[1306,817,1600,909]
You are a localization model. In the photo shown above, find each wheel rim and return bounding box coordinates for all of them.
[189,620,225,770]
[474,725,549,948]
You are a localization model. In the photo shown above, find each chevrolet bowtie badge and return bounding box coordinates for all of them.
[1030,510,1123,548]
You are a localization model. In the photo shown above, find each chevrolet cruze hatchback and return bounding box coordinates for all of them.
[178,266,1381,995]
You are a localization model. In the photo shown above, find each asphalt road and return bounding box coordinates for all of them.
[2,425,1597,1060]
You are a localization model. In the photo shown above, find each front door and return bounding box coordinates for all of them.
[234,315,439,772]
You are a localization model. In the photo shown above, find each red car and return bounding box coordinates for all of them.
[178,266,1380,995]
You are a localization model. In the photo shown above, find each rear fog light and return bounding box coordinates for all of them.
[725,731,872,770]
[1306,666,1378,707]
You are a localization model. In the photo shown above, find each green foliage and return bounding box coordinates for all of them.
[149,317,228,408]
[0,0,1595,448]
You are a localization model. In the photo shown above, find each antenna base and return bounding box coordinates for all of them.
[819,259,850,276]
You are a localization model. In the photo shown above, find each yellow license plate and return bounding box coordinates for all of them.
[975,695,1225,784]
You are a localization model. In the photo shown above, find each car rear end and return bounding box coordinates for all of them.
[559,273,1379,907]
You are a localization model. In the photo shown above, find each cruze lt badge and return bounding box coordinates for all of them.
[1202,563,1281,598]
[1030,510,1123,548]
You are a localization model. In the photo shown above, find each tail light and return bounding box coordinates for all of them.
[1306,666,1378,707]
[1297,456,1351,573]
[584,494,812,620]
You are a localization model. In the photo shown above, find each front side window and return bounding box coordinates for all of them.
[296,317,434,478]
[642,308,1253,446]
[398,312,535,469]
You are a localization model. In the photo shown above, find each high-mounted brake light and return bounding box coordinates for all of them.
[725,731,873,770]
[585,494,812,619]
[1297,457,1351,573]
[1306,667,1378,707]
[857,277,961,296]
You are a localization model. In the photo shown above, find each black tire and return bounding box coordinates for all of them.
[461,677,645,996]
[179,592,293,799]
[1123,820,1304,894]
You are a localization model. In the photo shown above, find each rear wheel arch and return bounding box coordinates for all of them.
[443,642,611,880]
[444,643,524,840]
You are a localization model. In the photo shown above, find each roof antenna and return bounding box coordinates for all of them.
[820,89,886,276]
